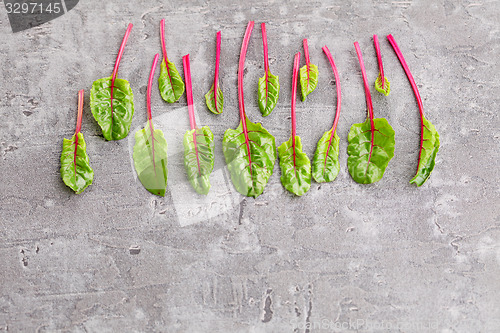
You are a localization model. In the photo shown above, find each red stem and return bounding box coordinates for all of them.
[291,52,300,140]
[147,54,160,122]
[160,19,174,89]
[322,46,341,133]
[303,39,311,66]
[75,89,84,134]
[261,23,269,100]
[183,54,196,130]
[387,34,426,172]
[110,23,132,125]
[213,31,222,114]
[238,21,255,174]
[354,42,375,122]
[373,34,385,89]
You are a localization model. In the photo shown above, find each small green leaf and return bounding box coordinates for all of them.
[375,73,391,96]
[278,136,311,196]
[90,77,134,141]
[410,116,440,186]
[183,126,215,195]
[205,82,224,114]
[60,132,94,194]
[158,59,185,103]
[299,63,318,101]
[312,128,340,183]
[347,118,395,184]
[257,72,280,117]
[223,116,276,198]
[133,126,168,196]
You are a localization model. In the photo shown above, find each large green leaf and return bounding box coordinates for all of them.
[90,76,134,141]
[347,118,395,184]
[133,125,168,196]
[257,72,280,117]
[299,63,318,101]
[60,132,94,194]
[375,73,391,96]
[278,136,311,196]
[205,82,224,114]
[183,126,215,195]
[158,59,185,103]
[312,128,340,183]
[222,116,276,198]
[410,116,440,186]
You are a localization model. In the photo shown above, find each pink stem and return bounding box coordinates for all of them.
[213,31,221,114]
[238,21,255,174]
[261,23,269,100]
[183,54,196,130]
[147,54,160,121]
[373,34,385,89]
[75,89,84,134]
[354,42,375,123]
[110,23,133,124]
[303,39,311,66]
[387,34,425,172]
[322,46,341,133]
[160,19,168,64]
[291,52,300,140]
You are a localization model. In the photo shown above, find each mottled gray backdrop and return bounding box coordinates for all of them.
[0,0,499,332]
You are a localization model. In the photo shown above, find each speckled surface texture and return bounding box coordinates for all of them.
[1,0,499,332]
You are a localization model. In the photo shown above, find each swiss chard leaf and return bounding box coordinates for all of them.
[278,52,311,196]
[90,77,134,141]
[373,35,390,96]
[158,19,185,103]
[348,42,395,184]
[257,23,280,117]
[299,39,318,101]
[205,83,224,115]
[387,34,440,186]
[223,116,276,198]
[205,31,223,114]
[60,90,94,194]
[183,54,215,195]
[184,127,215,195]
[223,21,276,198]
[312,46,342,183]
[133,54,168,196]
[90,23,134,141]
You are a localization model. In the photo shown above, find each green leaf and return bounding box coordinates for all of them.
[222,116,276,198]
[410,116,440,186]
[312,128,340,183]
[60,132,94,194]
[133,125,168,196]
[205,82,224,114]
[90,77,134,141]
[375,73,391,96]
[158,59,185,103]
[183,126,215,195]
[278,136,311,196]
[299,63,318,101]
[257,72,280,117]
[347,118,395,184]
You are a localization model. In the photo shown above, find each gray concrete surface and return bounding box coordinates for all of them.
[1,0,499,332]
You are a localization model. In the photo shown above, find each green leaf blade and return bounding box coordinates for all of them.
[223,117,276,198]
[375,73,391,96]
[159,59,185,103]
[299,63,318,101]
[257,72,280,117]
[278,136,311,196]
[205,82,224,114]
[410,117,440,186]
[347,118,395,184]
[133,126,168,196]
[183,126,215,195]
[60,132,94,194]
[312,128,340,183]
[90,77,134,141]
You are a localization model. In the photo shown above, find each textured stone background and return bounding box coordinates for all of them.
[1,0,499,332]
